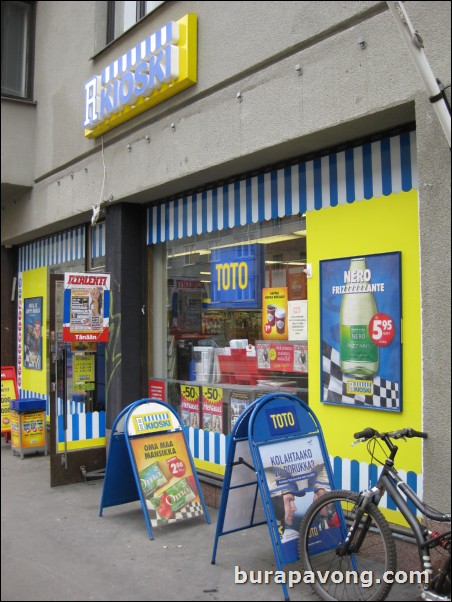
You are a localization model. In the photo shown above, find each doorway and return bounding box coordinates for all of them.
[49,274,106,486]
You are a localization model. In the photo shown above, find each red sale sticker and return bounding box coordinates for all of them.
[369,313,395,347]
[167,456,186,478]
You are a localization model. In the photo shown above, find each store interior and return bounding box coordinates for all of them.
[165,214,309,433]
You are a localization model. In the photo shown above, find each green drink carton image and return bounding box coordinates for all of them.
[149,477,197,519]
[139,462,169,498]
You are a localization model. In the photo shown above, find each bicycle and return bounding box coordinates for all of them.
[298,427,451,601]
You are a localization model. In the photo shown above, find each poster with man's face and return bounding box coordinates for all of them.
[258,435,332,564]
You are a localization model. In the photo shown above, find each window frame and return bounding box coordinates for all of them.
[107,1,165,44]
[1,0,35,101]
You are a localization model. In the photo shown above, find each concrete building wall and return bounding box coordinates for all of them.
[2,2,450,242]
[1,1,450,508]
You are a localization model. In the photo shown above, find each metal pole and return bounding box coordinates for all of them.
[387,1,451,148]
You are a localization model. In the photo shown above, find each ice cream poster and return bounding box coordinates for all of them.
[320,252,402,411]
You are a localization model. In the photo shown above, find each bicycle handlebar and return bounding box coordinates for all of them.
[354,427,377,440]
[354,427,428,441]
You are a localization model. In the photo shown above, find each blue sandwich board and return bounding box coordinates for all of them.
[100,398,210,539]
[211,392,335,601]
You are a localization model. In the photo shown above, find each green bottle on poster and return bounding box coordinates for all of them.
[340,257,379,377]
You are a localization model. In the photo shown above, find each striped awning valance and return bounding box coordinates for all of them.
[19,226,86,271]
[147,131,417,244]
[18,223,106,272]
[91,221,106,259]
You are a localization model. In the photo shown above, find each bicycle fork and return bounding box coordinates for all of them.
[337,489,379,556]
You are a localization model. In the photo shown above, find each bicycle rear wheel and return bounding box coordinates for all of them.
[298,490,397,601]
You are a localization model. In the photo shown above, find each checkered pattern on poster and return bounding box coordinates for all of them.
[322,342,400,410]
[146,500,205,527]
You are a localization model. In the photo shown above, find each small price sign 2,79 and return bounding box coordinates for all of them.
[369,313,395,347]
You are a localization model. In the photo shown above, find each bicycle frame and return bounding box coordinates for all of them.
[303,429,450,602]
[377,465,449,559]
[354,454,451,596]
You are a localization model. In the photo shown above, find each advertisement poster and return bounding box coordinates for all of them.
[63,273,110,343]
[10,412,20,449]
[1,366,18,434]
[148,380,166,401]
[256,341,306,374]
[130,430,204,526]
[320,252,402,411]
[180,384,201,429]
[262,288,288,340]
[201,386,223,433]
[258,436,332,563]
[72,342,97,352]
[293,343,308,373]
[288,300,308,340]
[287,269,307,300]
[72,354,95,392]
[168,277,204,334]
[230,390,253,430]
[19,411,45,448]
[11,411,45,449]
[23,297,43,370]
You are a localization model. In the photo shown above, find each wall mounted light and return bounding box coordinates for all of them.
[302,264,313,278]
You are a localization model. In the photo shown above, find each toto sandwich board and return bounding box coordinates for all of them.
[211,392,335,601]
[100,398,210,539]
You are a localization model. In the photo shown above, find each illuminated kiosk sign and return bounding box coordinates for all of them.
[84,14,197,138]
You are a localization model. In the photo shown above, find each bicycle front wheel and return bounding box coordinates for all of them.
[298,490,397,601]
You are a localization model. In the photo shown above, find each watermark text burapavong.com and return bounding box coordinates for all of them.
[234,566,429,589]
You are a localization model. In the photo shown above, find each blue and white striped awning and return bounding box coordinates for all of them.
[19,226,86,271]
[91,221,106,259]
[19,223,106,272]
[147,131,417,244]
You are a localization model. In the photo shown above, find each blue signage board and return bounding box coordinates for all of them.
[100,398,210,539]
[264,405,301,437]
[208,244,263,308]
[212,393,336,601]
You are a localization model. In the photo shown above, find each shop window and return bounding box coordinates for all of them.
[87,221,106,272]
[107,0,165,43]
[164,214,309,435]
[1,1,35,100]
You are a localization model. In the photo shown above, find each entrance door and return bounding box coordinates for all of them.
[49,274,106,486]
